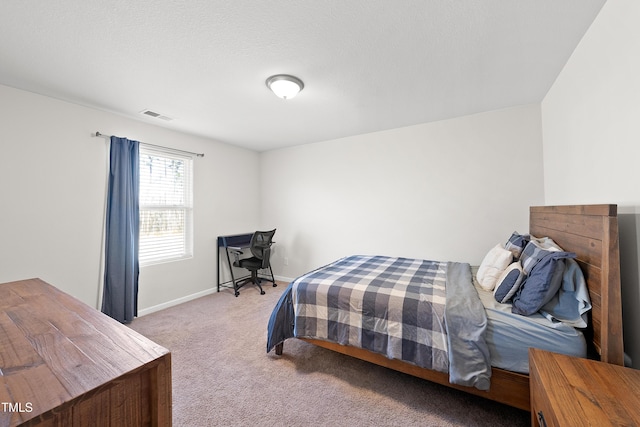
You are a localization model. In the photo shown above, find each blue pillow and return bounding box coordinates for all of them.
[512,251,576,316]
[519,237,562,275]
[504,232,530,260]
[494,262,525,303]
[539,258,591,328]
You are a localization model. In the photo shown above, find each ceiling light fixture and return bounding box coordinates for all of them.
[266,74,304,99]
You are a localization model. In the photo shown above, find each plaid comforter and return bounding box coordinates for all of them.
[267,255,491,390]
[294,255,449,371]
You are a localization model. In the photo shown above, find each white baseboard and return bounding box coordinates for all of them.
[137,287,217,317]
[137,276,294,317]
[274,275,295,284]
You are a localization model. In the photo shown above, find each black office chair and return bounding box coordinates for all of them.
[232,229,276,296]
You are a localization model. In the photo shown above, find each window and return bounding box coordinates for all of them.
[139,145,193,265]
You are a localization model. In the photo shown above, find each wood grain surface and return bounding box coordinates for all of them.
[529,348,640,426]
[0,278,171,426]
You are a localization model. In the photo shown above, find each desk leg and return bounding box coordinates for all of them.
[225,248,239,297]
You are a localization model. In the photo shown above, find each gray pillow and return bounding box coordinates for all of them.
[512,251,576,316]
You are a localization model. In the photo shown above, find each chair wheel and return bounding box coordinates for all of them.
[260,290,266,295]
[235,292,239,297]
[273,283,277,287]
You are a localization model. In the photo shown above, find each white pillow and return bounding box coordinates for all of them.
[476,244,513,291]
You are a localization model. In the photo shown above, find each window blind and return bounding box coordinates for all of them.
[139,145,193,265]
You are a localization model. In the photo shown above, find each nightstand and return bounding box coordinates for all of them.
[529,348,640,427]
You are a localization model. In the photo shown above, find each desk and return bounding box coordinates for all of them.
[217,232,275,295]
[529,348,640,426]
[0,278,172,426]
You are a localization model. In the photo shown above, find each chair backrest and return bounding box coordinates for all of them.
[249,229,276,268]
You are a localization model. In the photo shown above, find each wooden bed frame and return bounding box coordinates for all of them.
[274,204,624,411]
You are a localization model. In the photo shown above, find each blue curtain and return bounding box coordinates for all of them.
[102,136,140,323]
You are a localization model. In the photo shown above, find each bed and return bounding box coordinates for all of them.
[266,204,624,411]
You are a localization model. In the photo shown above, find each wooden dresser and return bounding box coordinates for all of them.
[0,278,171,426]
[529,348,640,427]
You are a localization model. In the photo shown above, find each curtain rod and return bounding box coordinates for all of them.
[94,131,205,157]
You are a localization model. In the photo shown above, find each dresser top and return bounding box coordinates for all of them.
[530,348,640,426]
[0,278,170,426]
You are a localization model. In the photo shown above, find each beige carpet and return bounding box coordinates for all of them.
[129,283,529,426]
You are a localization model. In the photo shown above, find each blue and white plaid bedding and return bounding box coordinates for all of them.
[267,255,491,390]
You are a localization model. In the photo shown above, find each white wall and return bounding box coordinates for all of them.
[0,84,260,312]
[541,0,640,367]
[260,104,544,280]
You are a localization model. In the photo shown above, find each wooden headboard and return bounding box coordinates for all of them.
[529,204,624,365]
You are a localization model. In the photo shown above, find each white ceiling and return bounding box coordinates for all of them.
[0,1,606,152]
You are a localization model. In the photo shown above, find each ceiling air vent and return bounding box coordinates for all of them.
[140,110,173,121]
